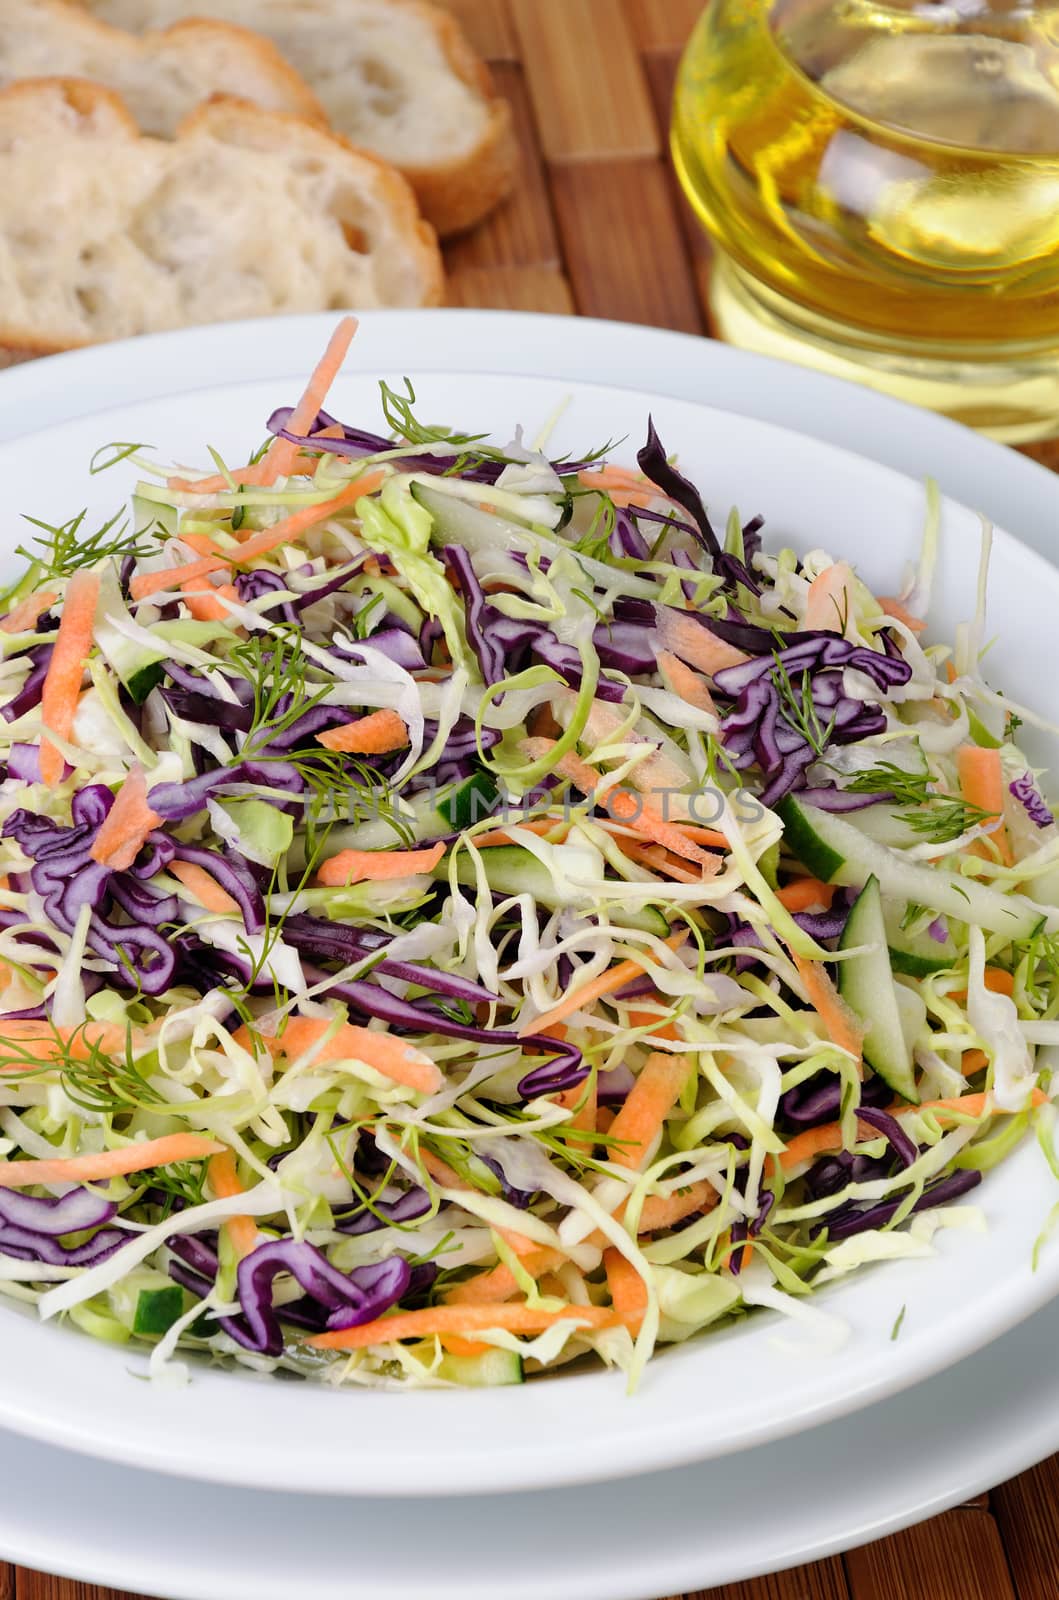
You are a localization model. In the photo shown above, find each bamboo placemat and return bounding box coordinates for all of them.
[6,4,1059,1598]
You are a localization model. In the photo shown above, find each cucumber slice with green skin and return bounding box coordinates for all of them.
[439,770,500,831]
[125,662,167,706]
[840,806,923,850]
[445,845,669,936]
[132,1285,185,1337]
[778,798,1048,942]
[883,901,958,977]
[436,1349,524,1387]
[776,795,846,881]
[839,876,918,1102]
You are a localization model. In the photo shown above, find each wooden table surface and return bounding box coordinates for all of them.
[7,3,1059,1598]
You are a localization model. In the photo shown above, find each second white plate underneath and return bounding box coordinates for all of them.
[1,1291,1057,1600]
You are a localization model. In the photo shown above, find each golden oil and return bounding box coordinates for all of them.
[672,0,1059,440]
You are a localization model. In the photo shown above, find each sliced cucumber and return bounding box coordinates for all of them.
[125,662,167,705]
[841,806,923,850]
[132,1284,185,1337]
[445,845,669,936]
[883,901,958,977]
[779,798,1048,941]
[776,795,846,881]
[439,770,500,831]
[436,1349,524,1387]
[839,876,918,1101]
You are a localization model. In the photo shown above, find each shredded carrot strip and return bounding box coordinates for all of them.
[577,465,654,509]
[776,878,837,913]
[523,738,722,872]
[39,570,99,785]
[0,1019,159,1063]
[315,708,409,755]
[180,577,239,623]
[877,595,927,634]
[605,1051,692,1171]
[249,1017,442,1096]
[655,610,749,675]
[792,951,865,1063]
[316,840,445,887]
[625,1006,679,1042]
[950,967,1015,1002]
[445,1247,562,1307]
[520,931,687,1037]
[130,556,231,602]
[0,591,57,635]
[169,859,240,915]
[259,316,358,485]
[604,1247,648,1333]
[957,743,1014,867]
[636,1180,717,1233]
[657,650,718,715]
[208,1148,258,1259]
[0,1133,224,1189]
[89,766,162,871]
[308,1300,618,1351]
[227,473,387,565]
[554,1078,598,1134]
[805,561,855,633]
[165,320,359,496]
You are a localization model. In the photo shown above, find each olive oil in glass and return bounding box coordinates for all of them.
[672,0,1059,440]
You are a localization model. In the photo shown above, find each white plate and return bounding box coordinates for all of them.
[0,316,1058,1503]
[3,1293,1058,1600]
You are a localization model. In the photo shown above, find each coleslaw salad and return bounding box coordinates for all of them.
[0,316,1055,1390]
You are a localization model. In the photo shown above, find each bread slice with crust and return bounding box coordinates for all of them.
[0,78,443,353]
[0,0,327,135]
[76,0,518,235]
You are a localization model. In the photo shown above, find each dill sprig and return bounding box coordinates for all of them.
[379,378,615,479]
[770,655,839,757]
[844,761,993,843]
[379,378,491,461]
[16,508,154,582]
[0,1023,164,1115]
[225,627,405,832]
[142,1159,210,1214]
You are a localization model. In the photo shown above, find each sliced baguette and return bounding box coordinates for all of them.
[76,0,518,235]
[0,79,442,353]
[0,0,326,135]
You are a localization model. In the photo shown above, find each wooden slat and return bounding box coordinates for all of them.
[1019,438,1059,474]
[624,0,706,53]
[550,158,704,332]
[844,1505,1016,1600]
[0,1566,12,1600]
[695,1556,852,1600]
[510,0,659,161]
[642,51,714,319]
[441,0,518,60]
[445,266,574,313]
[15,1576,156,1600]
[992,1458,1059,1600]
[444,64,560,270]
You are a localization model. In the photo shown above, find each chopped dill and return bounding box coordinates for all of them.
[845,762,993,843]
[16,507,153,581]
[0,1023,164,1115]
